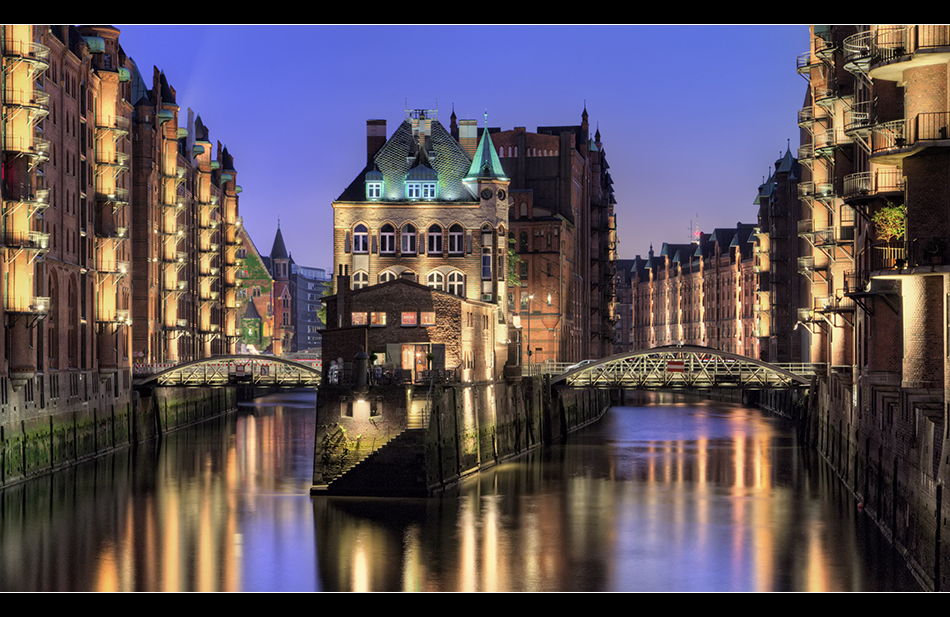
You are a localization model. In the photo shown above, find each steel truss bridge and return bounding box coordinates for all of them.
[134,355,321,388]
[551,346,816,390]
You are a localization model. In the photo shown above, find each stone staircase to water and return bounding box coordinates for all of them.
[324,428,428,496]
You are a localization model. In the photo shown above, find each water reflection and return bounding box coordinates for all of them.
[314,396,921,592]
[0,391,922,591]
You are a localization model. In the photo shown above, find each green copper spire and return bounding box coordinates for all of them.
[464,122,508,185]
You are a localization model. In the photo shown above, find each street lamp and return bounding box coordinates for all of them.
[526,293,534,369]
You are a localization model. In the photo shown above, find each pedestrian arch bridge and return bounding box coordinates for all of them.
[551,346,816,390]
[134,355,321,387]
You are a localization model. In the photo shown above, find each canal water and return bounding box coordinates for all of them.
[0,390,923,591]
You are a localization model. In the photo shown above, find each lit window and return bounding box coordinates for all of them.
[371,312,387,326]
[481,228,493,280]
[380,224,395,254]
[427,224,443,254]
[366,182,382,199]
[448,271,465,297]
[421,311,436,326]
[422,182,437,199]
[401,312,417,327]
[427,271,444,290]
[401,224,416,255]
[353,271,368,289]
[449,224,465,255]
[406,183,421,199]
[351,312,367,326]
[353,224,368,253]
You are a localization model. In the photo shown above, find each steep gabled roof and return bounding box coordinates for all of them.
[464,127,508,184]
[335,118,474,202]
[270,224,289,261]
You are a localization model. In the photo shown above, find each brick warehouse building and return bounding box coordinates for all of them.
[794,25,950,588]
[325,107,513,382]
[630,224,759,358]
[490,111,618,364]
[0,26,243,454]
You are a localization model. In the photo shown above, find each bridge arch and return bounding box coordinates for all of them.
[552,345,812,389]
[135,354,321,387]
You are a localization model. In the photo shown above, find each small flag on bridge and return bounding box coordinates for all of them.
[667,360,685,373]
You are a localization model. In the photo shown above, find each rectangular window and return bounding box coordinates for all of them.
[367,182,382,198]
[371,311,387,326]
[407,183,421,199]
[351,312,367,326]
[421,311,436,326]
[422,182,437,199]
[401,312,417,327]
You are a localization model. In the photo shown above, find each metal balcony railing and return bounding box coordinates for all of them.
[2,230,49,251]
[5,295,50,314]
[843,169,904,200]
[871,112,950,154]
[869,238,950,271]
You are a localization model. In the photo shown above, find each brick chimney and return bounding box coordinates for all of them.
[459,119,478,158]
[367,119,386,166]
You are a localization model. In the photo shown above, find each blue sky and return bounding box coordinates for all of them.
[115,24,809,270]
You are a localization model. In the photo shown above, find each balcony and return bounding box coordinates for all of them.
[844,101,873,136]
[869,238,950,273]
[96,259,130,276]
[798,106,814,127]
[2,229,49,253]
[95,115,130,137]
[871,112,950,163]
[843,169,904,201]
[97,225,128,240]
[97,187,130,207]
[5,295,50,315]
[3,133,49,163]
[814,226,854,246]
[867,25,950,81]
[164,280,188,293]
[95,150,130,171]
[97,309,131,325]
[3,87,50,120]
[2,39,50,74]
[798,255,829,272]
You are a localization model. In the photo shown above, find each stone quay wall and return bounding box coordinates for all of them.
[807,370,947,591]
[1,383,237,489]
[312,376,615,496]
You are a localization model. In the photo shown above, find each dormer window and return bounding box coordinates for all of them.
[405,161,437,200]
[365,169,384,200]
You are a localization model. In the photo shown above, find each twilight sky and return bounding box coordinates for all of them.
[114,24,809,271]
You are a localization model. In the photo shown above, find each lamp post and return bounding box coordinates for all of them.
[526,293,534,370]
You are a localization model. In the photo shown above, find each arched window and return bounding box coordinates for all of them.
[353,271,368,289]
[379,270,397,284]
[449,224,464,255]
[481,226,493,280]
[380,224,395,254]
[353,224,368,254]
[448,271,465,297]
[401,224,416,255]
[427,224,443,255]
[427,271,444,291]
